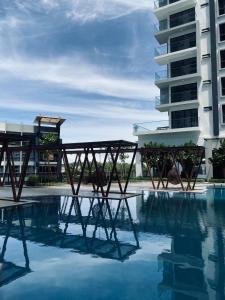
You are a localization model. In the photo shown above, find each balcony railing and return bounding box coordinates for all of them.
[155,44,168,56]
[154,0,180,9]
[133,120,169,135]
[155,69,168,81]
[154,20,168,33]
[155,96,169,106]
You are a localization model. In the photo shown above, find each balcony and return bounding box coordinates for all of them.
[155,96,198,112]
[133,121,169,135]
[155,45,197,65]
[154,11,196,44]
[133,119,200,136]
[154,0,197,20]
[155,96,170,112]
[155,60,200,88]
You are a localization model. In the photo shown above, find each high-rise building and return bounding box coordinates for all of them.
[134,0,225,179]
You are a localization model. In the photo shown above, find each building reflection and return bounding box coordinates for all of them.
[137,191,225,300]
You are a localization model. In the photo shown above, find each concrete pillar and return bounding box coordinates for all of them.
[135,151,143,177]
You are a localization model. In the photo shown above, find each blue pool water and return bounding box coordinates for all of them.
[0,188,225,300]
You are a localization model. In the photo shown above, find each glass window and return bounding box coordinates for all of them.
[220,23,225,41]
[222,105,225,123]
[170,32,196,52]
[171,109,198,128]
[219,0,225,16]
[170,57,197,77]
[221,50,225,68]
[170,8,195,28]
[221,77,225,95]
[171,83,197,103]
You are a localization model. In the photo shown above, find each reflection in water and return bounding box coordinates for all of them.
[138,191,225,300]
[0,195,140,284]
[61,196,140,261]
[0,207,30,287]
[1,190,225,299]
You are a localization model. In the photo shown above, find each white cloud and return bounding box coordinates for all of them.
[0,97,165,122]
[0,56,158,101]
[13,0,153,23]
[64,0,153,23]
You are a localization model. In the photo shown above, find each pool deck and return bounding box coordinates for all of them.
[0,199,37,208]
[0,181,215,201]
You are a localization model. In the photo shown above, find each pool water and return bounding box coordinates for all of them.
[0,188,225,300]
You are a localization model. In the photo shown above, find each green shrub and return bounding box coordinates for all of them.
[26,175,40,186]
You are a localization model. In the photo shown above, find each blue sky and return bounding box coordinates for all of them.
[0,0,167,142]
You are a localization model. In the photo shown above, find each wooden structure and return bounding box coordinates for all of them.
[0,133,33,202]
[140,146,205,191]
[0,138,137,201]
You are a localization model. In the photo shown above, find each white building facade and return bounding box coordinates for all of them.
[134,0,225,179]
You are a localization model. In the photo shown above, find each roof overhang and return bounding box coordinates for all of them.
[34,116,66,126]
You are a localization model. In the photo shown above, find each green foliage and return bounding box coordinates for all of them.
[143,140,196,149]
[144,142,166,148]
[209,139,225,167]
[39,175,59,184]
[40,133,58,145]
[182,140,196,147]
[26,175,40,186]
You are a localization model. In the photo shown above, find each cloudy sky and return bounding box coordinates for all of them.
[0,0,167,142]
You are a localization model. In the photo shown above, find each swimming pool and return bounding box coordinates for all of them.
[0,188,224,300]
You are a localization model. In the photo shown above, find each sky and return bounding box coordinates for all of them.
[0,0,167,142]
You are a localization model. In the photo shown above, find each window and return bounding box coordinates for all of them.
[221,77,225,95]
[170,32,196,52]
[219,0,225,15]
[170,57,197,77]
[222,105,225,123]
[160,88,169,105]
[170,8,195,28]
[221,50,225,68]
[171,83,197,103]
[171,109,198,128]
[220,23,225,41]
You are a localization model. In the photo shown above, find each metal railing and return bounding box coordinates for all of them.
[133,120,169,135]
